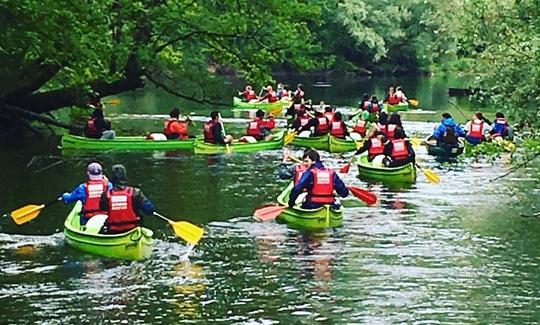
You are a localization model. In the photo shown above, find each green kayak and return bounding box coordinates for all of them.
[276,182,343,231]
[424,135,465,158]
[291,134,329,151]
[385,102,409,112]
[233,96,290,111]
[356,153,416,183]
[193,130,285,154]
[64,201,154,260]
[61,134,195,151]
[329,136,363,153]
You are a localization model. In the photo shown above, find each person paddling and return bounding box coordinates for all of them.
[203,111,233,145]
[490,112,514,141]
[329,112,348,139]
[383,128,415,167]
[164,107,190,140]
[288,149,349,209]
[243,109,275,142]
[465,112,491,145]
[258,85,278,103]
[84,108,116,139]
[62,162,112,225]
[432,113,466,147]
[99,164,155,234]
[239,85,257,102]
[354,131,387,162]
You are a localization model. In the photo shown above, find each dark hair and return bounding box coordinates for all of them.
[315,111,323,117]
[378,111,388,125]
[475,112,484,120]
[371,96,378,102]
[92,108,103,118]
[394,128,405,139]
[324,106,333,112]
[256,109,265,118]
[363,93,369,101]
[170,107,180,118]
[111,164,127,186]
[302,149,320,162]
[495,112,505,118]
[373,131,386,141]
[210,111,220,120]
[396,86,403,91]
[442,112,452,119]
[334,112,342,121]
[297,83,304,90]
[388,113,402,127]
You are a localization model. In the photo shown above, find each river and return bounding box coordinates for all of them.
[1,75,539,324]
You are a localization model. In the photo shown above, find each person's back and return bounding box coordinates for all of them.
[100,164,154,234]
[383,129,415,167]
[329,112,347,138]
[433,113,465,146]
[164,108,189,140]
[491,112,512,140]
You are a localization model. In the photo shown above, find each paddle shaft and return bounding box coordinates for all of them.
[153,211,172,223]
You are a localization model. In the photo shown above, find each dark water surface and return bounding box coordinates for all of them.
[1,75,539,324]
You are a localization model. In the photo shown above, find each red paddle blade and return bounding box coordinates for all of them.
[339,163,351,174]
[253,205,286,222]
[348,186,378,206]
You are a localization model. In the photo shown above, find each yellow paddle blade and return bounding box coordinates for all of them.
[169,221,204,244]
[422,167,440,183]
[269,106,283,116]
[411,137,421,148]
[409,99,419,107]
[10,204,45,225]
[104,98,121,105]
[284,132,297,145]
[355,140,364,150]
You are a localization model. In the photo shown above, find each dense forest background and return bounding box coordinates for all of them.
[1,0,539,135]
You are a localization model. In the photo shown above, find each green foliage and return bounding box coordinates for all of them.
[458,0,540,126]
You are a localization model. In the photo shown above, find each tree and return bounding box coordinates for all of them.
[0,0,319,135]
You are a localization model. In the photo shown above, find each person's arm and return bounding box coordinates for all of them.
[433,124,443,138]
[355,141,370,155]
[264,117,276,129]
[212,123,225,145]
[333,173,349,198]
[384,142,393,156]
[483,122,492,133]
[288,170,312,207]
[99,191,109,212]
[278,163,295,180]
[342,122,349,136]
[133,188,155,215]
[62,184,86,204]
[407,141,416,161]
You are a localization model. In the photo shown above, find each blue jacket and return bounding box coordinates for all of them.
[288,161,349,207]
[62,181,113,204]
[433,118,465,139]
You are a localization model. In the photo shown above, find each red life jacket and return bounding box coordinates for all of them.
[353,120,367,135]
[293,164,307,185]
[299,116,310,127]
[84,179,109,217]
[368,138,384,158]
[324,112,334,122]
[105,187,139,233]
[267,90,277,103]
[247,118,262,138]
[85,118,98,137]
[361,101,370,110]
[330,121,346,138]
[262,118,275,130]
[390,139,410,160]
[294,104,305,111]
[387,94,401,105]
[369,102,380,113]
[385,124,397,139]
[295,89,304,99]
[468,120,484,139]
[246,90,257,101]
[316,117,329,133]
[378,123,387,135]
[204,121,217,143]
[309,168,335,204]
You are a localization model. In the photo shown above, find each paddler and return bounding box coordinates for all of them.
[288,149,349,209]
[61,162,112,225]
[99,164,155,234]
[203,111,233,145]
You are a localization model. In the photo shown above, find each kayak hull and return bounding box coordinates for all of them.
[63,201,154,260]
[329,136,363,153]
[386,102,409,112]
[356,153,416,183]
[61,134,195,151]
[424,136,465,157]
[291,134,329,151]
[233,97,290,111]
[276,182,343,231]
[193,131,285,154]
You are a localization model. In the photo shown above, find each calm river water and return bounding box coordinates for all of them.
[1,75,539,324]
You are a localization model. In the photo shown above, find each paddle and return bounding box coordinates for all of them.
[253,205,286,222]
[284,131,297,145]
[103,99,121,105]
[339,155,356,174]
[415,163,440,183]
[153,212,204,244]
[218,115,232,154]
[8,197,62,225]
[411,136,422,148]
[408,99,419,107]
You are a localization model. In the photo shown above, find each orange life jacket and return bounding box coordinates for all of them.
[83,179,109,217]
[309,169,335,204]
[105,187,139,233]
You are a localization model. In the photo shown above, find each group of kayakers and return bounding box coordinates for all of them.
[432,111,514,148]
[238,83,297,103]
[62,162,154,234]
